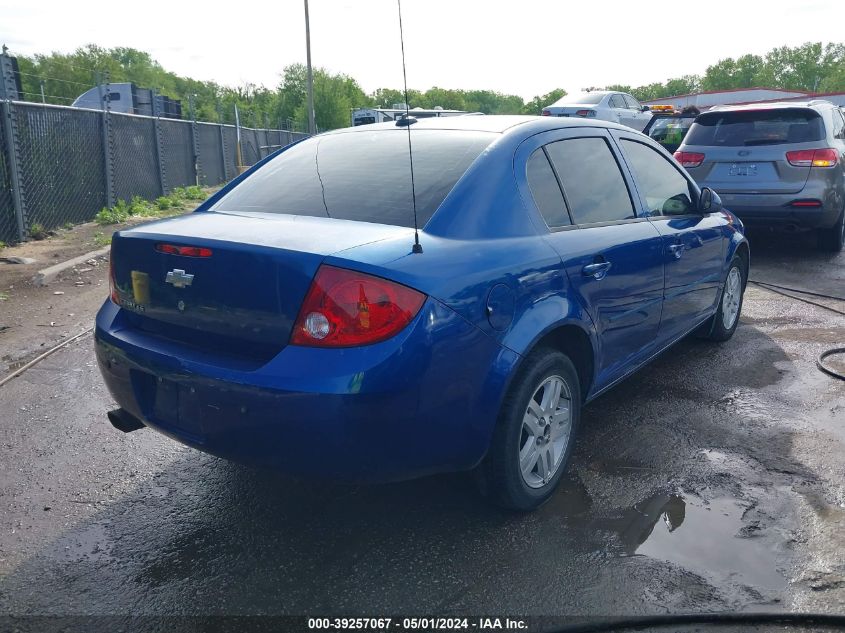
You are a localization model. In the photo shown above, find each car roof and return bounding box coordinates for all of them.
[320,114,630,136]
[708,100,835,113]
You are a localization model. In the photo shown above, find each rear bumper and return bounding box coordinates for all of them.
[716,193,842,230]
[94,299,518,482]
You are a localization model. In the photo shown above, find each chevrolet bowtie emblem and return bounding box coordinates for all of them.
[165,269,194,288]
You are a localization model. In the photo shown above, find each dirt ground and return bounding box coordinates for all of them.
[0,195,213,375]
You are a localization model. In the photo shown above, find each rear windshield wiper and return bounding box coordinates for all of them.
[744,139,786,146]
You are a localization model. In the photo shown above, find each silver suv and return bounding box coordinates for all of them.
[676,100,845,252]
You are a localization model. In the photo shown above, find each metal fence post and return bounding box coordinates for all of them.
[219,123,229,181]
[189,94,200,186]
[1,100,27,241]
[98,74,115,208]
[153,115,167,196]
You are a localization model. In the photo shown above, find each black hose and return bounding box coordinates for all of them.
[817,347,845,382]
[747,280,845,381]
[748,280,845,317]
[749,279,845,302]
[552,612,845,632]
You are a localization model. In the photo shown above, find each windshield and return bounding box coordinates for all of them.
[211,130,495,227]
[647,117,695,148]
[553,92,606,105]
[684,108,824,146]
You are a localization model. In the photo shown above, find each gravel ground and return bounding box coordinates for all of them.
[0,229,842,625]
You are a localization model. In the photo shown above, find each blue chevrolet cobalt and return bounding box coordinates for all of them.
[96,115,749,510]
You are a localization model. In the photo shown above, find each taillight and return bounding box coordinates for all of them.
[785,148,838,168]
[575,109,596,118]
[790,199,822,207]
[156,243,213,257]
[109,248,119,305]
[290,266,426,347]
[674,151,705,168]
[541,109,551,116]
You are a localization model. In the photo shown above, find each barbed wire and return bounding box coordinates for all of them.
[19,91,76,103]
[18,71,94,89]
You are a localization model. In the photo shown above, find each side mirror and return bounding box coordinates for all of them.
[642,105,650,112]
[698,187,722,213]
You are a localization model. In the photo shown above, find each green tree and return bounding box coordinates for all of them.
[522,89,566,114]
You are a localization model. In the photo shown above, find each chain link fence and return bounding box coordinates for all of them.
[0,101,309,244]
[0,109,17,244]
[13,103,107,236]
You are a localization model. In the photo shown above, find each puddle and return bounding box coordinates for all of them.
[610,492,785,590]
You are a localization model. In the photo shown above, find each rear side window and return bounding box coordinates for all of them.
[831,109,845,140]
[621,139,695,216]
[684,108,824,147]
[211,130,496,227]
[526,149,570,228]
[545,138,635,224]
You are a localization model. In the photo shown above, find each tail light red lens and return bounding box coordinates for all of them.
[156,244,213,257]
[785,148,838,168]
[575,109,596,117]
[291,266,426,347]
[541,109,551,116]
[674,151,705,168]
[790,199,822,207]
[109,248,119,305]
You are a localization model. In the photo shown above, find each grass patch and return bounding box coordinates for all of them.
[93,231,112,247]
[29,223,47,240]
[95,187,211,225]
[0,292,8,301]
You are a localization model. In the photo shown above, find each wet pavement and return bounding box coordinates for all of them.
[0,230,843,619]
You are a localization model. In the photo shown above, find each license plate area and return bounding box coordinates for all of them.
[728,163,758,177]
[131,371,205,439]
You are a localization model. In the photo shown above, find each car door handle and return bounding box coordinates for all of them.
[668,243,685,259]
[582,261,612,280]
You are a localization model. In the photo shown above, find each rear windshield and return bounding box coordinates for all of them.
[684,108,824,147]
[211,130,496,227]
[554,92,605,106]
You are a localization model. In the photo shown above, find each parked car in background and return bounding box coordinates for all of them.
[676,100,845,251]
[643,108,699,153]
[542,91,653,131]
[96,115,748,511]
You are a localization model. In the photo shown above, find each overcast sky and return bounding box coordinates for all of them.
[1,0,841,100]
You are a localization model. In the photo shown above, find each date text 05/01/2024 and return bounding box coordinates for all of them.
[307,617,528,630]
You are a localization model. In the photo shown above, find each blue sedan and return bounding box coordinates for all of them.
[95,115,749,510]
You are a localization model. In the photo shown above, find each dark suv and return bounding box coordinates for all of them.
[675,100,845,251]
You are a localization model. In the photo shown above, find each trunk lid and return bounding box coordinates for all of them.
[110,212,412,362]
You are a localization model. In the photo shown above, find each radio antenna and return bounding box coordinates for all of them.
[397,0,422,254]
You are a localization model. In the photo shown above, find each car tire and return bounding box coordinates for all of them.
[697,255,746,342]
[477,347,581,511]
[817,207,845,253]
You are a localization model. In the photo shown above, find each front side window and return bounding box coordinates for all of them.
[545,137,635,224]
[526,149,570,228]
[621,139,694,216]
[624,95,641,110]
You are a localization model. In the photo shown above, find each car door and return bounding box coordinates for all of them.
[608,94,630,127]
[612,131,727,342]
[519,128,665,392]
[623,94,651,131]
